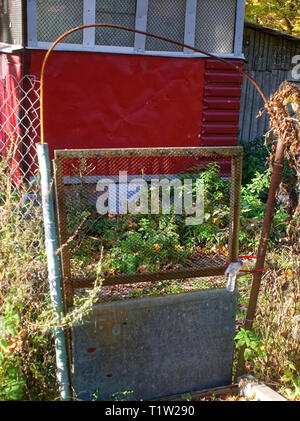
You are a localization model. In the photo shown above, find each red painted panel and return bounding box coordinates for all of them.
[28,52,244,176]
[30,51,205,158]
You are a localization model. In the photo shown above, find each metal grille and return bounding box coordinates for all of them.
[53,147,242,308]
[195,0,236,54]
[145,0,186,52]
[95,0,136,47]
[0,75,40,216]
[0,0,23,45]
[36,0,83,44]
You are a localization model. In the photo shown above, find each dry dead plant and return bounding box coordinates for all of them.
[261,81,300,251]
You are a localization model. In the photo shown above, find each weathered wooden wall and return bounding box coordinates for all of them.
[239,21,300,142]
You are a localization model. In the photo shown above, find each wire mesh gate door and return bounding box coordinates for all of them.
[53,146,242,310]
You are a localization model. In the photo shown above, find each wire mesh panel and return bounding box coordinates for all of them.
[145,0,186,52]
[53,147,242,307]
[195,0,237,53]
[36,0,83,44]
[0,0,24,45]
[95,0,136,47]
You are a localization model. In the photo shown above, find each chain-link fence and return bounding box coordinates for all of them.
[0,75,40,217]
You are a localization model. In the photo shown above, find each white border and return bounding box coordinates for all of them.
[134,0,148,52]
[27,0,245,59]
[184,0,197,54]
[27,0,38,47]
[28,42,243,59]
[234,0,246,56]
[83,0,96,48]
[0,43,23,53]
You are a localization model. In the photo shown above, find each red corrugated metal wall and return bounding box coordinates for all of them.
[201,59,243,147]
[200,59,244,174]
[28,51,243,174]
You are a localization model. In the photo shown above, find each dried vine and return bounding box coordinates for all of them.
[260,81,300,250]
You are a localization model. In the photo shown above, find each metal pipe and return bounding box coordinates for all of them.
[235,137,286,377]
[228,154,243,262]
[36,143,71,401]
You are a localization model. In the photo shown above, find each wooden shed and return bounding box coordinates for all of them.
[239,21,300,142]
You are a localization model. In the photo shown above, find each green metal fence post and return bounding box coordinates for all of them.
[37,142,71,401]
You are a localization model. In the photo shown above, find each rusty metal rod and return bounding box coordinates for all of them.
[228,155,243,262]
[40,23,269,145]
[235,137,286,377]
[72,265,228,289]
[54,146,243,159]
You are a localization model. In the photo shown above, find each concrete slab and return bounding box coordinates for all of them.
[238,375,287,401]
[72,288,237,400]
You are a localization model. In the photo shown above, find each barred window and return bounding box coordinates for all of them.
[146,0,186,52]
[27,0,244,57]
[95,0,136,47]
[36,0,83,44]
[0,0,23,46]
[195,0,237,54]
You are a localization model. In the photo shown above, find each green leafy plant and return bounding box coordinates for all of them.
[238,136,269,186]
[245,0,300,35]
[0,300,25,400]
[181,393,192,401]
[184,162,230,247]
[68,162,233,277]
[241,169,270,219]
[111,390,134,401]
[281,374,300,400]
[234,328,266,361]
[91,388,100,401]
